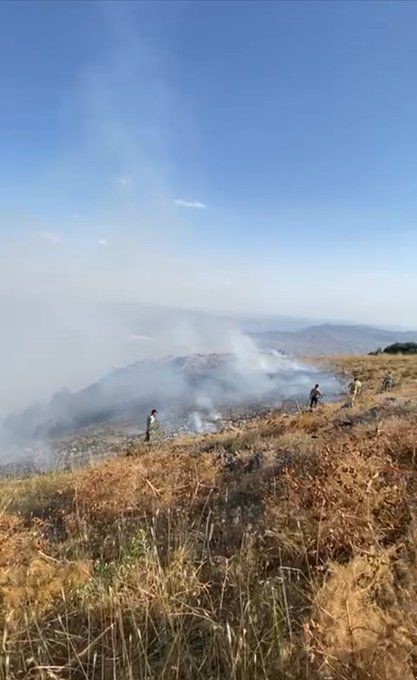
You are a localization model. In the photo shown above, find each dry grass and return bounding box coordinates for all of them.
[1,354,417,678]
[317,353,417,393]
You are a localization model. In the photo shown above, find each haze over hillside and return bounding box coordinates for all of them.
[5,293,409,417]
[1,299,331,414]
[2,347,340,453]
[3,309,417,450]
[253,323,417,356]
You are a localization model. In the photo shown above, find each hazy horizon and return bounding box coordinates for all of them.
[2,1,417,413]
[2,297,415,416]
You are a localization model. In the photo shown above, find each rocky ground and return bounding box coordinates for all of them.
[0,399,294,477]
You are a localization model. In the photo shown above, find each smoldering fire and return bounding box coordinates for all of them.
[0,339,341,472]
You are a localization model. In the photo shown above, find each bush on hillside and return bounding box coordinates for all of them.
[383,342,417,355]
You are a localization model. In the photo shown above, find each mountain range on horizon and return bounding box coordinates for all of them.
[252,323,417,356]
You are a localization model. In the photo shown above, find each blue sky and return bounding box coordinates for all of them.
[1,0,417,325]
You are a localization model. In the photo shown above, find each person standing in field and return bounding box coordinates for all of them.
[145,409,158,442]
[348,378,362,406]
[309,384,322,411]
[382,372,394,392]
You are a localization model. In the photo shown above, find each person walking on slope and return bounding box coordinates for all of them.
[382,372,394,392]
[348,377,362,407]
[145,409,158,442]
[309,384,322,411]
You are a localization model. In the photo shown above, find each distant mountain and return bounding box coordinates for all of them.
[252,324,417,355]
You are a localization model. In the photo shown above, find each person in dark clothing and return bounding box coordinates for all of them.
[309,384,322,411]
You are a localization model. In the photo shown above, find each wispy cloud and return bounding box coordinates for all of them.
[117,176,132,186]
[174,199,206,209]
[98,238,108,246]
[39,231,62,244]
[130,334,152,341]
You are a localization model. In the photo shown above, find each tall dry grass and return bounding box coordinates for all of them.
[1,354,417,679]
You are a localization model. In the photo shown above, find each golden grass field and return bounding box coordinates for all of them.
[1,354,417,679]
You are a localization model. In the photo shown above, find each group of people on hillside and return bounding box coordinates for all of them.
[308,377,362,411]
[308,371,394,412]
[144,372,395,443]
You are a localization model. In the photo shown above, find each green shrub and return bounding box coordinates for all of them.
[384,342,417,355]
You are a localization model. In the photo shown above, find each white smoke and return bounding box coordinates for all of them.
[2,325,340,439]
[0,3,346,468]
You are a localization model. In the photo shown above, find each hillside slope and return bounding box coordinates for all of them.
[3,352,339,444]
[1,354,417,679]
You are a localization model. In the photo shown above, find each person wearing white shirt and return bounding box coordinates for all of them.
[145,409,158,442]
